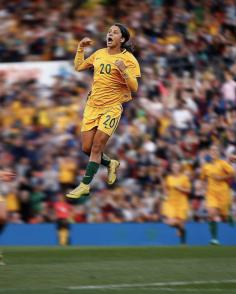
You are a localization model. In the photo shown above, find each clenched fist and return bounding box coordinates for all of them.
[78,37,93,48]
[115,59,127,72]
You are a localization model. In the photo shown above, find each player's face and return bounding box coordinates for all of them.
[210,146,219,160]
[106,25,125,49]
[172,162,181,175]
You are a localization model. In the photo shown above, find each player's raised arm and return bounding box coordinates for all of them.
[74,37,95,71]
[115,59,139,92]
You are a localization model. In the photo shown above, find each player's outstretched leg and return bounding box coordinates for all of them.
[209,220,219,245]
[66,161,98,199]
[174,220,186,245]
[209,221,219,245]
[177,226,186,245]
[67,130,110,199]
[208,208,220,245]
[227,214,235,227]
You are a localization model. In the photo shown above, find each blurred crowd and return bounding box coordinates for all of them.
[1,0,236,224]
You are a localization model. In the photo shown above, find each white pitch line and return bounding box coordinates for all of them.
[0,281,235,293]
[68,279,236,290]
[178,290,236,292]
[140,289,236,292]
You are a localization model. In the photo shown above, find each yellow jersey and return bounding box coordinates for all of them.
[75,48,141,107]
[201,159,235,195]
[165,174,190,207]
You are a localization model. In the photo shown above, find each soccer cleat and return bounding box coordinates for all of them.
[66,183,90,199]
[107,159,120,185]
[210,239,220,245]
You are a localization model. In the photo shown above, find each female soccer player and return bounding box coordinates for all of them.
[0,170,15,265]
[66,24,141,199]
[201,145,235,245]
[162,162,191,244]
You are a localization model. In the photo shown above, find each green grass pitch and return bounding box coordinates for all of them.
[0,246,236,294]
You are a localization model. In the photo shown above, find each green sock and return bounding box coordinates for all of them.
[227,214,235,227]
[0,223,5,234]
[101,153,111,167]
[179,227,186,244]
[82,161,99,185]
[209,221,218,240]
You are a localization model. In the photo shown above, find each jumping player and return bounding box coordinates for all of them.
[66,24,140,199]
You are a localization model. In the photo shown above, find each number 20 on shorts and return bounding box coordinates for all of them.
[103,115,118,129]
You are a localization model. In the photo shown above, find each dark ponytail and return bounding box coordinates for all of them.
[114,23,134,53]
